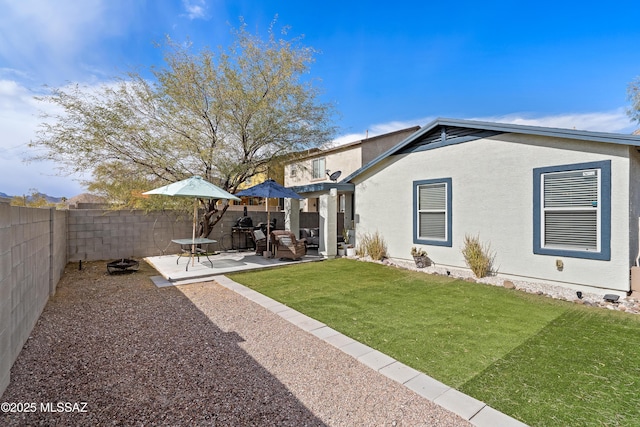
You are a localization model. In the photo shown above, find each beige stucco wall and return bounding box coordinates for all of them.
[354,133,632,293]
[628,147,640,268]
[286,146,362,188]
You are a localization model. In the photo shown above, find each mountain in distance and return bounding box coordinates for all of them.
[31,192,64,203]
[0,191,64,203]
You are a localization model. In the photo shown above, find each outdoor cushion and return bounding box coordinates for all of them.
[271,230,307,260]
[279,236,292,246]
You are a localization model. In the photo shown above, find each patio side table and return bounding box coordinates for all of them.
[172,237,217,271]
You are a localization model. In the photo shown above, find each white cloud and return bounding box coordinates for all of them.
[182,0,207,20]
[0,79,86,197]
[0,0,133,83]
[331,119,430,147]
[332,109,637,146]
[471,110,637,134]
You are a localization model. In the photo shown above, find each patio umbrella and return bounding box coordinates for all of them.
[235,179,303,254]
[143,176,240,265]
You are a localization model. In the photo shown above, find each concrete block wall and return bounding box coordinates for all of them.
[0,206,324,397]
[65,210,325,261]
[67,210,193,261]
[50,209,67,295]
[0,204,67,397]
[216,211,324,240]
[0,203,11,396]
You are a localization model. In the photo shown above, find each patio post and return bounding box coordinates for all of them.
[284,198,300,233]
[319,188,337,258]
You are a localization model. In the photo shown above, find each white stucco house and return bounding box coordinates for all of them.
[335,118,640,295]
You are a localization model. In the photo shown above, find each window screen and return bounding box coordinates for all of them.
[418,182,447,241]
[542,169,599,251]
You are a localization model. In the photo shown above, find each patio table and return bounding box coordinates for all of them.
[172,238,217,271]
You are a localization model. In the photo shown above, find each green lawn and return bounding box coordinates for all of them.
[229,259,640,426]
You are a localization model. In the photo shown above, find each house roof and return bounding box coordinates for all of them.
[288,126,421,163]
[289,182,355,196]
[342,117,640,183]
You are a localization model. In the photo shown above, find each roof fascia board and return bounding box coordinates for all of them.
[340,124,432,183]
[289,182,355,195]
[342,117,640,183]
[436,118,640,145]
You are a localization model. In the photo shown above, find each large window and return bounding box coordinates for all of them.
[413,178,452,247]
[533,160,611,260]
[312,158,325,179]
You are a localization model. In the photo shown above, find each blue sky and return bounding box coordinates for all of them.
[1,0,639,197]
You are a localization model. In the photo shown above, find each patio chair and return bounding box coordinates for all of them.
[270,230,307,260]
[299,228,319,249]
[252,229,267,255]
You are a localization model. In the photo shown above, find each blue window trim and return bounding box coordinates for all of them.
[533,160,611,260]
[413,178,452,247]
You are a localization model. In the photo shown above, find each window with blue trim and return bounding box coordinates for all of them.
[413,178,452,247]
[533,160,611,260]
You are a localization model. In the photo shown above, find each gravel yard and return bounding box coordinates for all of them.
[0,261,470,426]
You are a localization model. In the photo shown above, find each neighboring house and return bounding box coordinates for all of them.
[286,126,420,231]
[342,118,640,295]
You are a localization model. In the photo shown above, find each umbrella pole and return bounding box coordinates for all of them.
[192,199,197,267]
[265,198,270,257]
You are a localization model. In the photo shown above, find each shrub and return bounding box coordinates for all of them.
[462,234,495,278]
[411,247,427,257]
[358,231,387,261]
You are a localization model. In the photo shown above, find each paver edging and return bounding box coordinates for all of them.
[216,275,529,427]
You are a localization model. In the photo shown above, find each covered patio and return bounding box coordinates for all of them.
[285,182,355,258]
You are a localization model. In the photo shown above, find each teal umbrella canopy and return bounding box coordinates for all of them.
[143,176,240,201]
[143,176,240,264]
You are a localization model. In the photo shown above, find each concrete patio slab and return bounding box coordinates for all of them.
[145,250,323,286]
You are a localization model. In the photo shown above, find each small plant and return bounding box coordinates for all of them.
[461,234,495,278]
[411,247,427,257]
[342,228,350,244]
[411,246,429,267]
[358,231,387,261]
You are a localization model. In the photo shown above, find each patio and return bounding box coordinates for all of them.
[145,248,324,286]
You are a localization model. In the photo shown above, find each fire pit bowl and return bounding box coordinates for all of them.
[107,258,140,275]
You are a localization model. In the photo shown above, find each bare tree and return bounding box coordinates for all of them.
[31,19,335,237]
[628,76,640,132]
